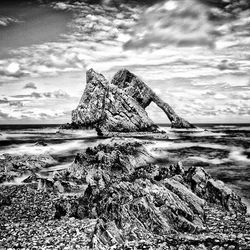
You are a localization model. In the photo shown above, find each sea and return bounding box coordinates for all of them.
[0,123,249,212]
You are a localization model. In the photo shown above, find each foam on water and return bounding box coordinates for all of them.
[187,156,230,165]
[0,140,90,156]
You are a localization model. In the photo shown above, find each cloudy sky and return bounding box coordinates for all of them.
[0,0,249,124]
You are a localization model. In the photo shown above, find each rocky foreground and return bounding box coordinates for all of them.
[0,138,249,249]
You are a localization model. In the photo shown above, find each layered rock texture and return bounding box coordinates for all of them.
[0,139,249,249]
[61,68,194,135]
[51,139,246,248]
[111,69,195,129]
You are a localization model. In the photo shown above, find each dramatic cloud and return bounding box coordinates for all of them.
[0,0,249,123]
[123,0,216,50]
[24,82,37,89]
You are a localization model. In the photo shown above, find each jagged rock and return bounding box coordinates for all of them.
[53,139,246,248]
[163,178,205,217]
[72,69,108,129]
[185,166,247,214]
[185,166,210,197]
[111,69,195,129]
[66,138,154,185]
[62,68,194,135]
[71,69,161,136]
[169,161,185,176]
[206,179,246,213]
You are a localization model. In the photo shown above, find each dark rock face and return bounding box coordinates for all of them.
[72,69,108,129]
[111,69,195,129]
[54,139,246,248]
[62,68,194,134]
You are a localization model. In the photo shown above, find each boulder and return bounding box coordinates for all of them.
[185,166,247,214]
[206,179,247,213]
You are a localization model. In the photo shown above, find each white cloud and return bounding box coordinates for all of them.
[123,0,216,50]
[24,82,37,89]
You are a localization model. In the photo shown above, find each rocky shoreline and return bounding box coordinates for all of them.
[0,69,249,249]
[0,138,249,249]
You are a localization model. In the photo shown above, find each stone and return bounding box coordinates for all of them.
[111,69,195,129]
[71,69,161,136]
[54,139,222,247]
[62,68,194,135]
[185,166,247,214]
[206,179,246,213]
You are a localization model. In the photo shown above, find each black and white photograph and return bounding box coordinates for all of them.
[0,0,250,249]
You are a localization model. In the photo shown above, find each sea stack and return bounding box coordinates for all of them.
[61,69,195,135]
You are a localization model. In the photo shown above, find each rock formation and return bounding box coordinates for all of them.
[70,69,161,136]
[61,68,194,135]
[111,69,195,129]
[53,138,246,248]
[1,139,249,249]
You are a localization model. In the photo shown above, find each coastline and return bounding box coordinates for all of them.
[0,138,250,249]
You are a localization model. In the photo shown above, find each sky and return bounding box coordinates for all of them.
[0,0,249,124]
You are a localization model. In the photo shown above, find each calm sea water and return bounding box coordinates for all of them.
[0,124,249,211]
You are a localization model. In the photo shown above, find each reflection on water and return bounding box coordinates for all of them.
[0,123,249,211]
